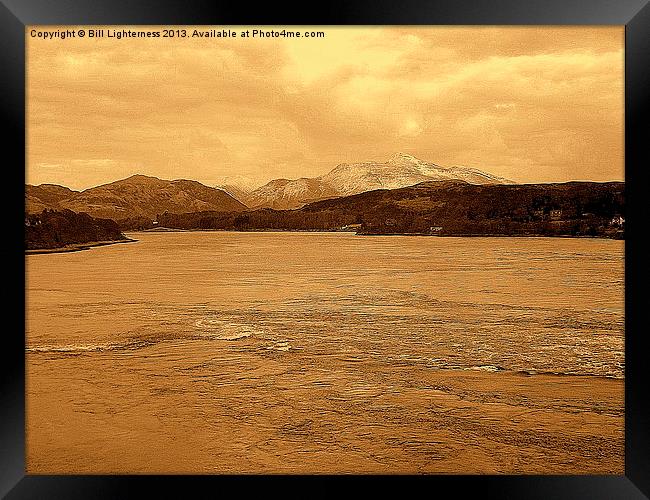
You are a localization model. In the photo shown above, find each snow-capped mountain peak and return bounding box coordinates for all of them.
[241,153,512,209]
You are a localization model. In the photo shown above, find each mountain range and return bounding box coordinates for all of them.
[27,153,513,218]
[232,153,513,209]
[25,152,625,247]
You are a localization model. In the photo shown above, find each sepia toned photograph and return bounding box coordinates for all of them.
[25,25,624,474]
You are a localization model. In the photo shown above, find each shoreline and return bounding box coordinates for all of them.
[25,237,137,255]
[357,232,624,240]
[128,227,623,240]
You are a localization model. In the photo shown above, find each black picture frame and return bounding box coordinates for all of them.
[2,0,648,497]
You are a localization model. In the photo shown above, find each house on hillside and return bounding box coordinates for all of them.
[611,215,624,227]
[25,217,41,227]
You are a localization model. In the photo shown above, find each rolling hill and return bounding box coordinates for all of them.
[26,174,247,220]
[25,209,129,251]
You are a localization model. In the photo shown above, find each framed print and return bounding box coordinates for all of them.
[2,0,649,497]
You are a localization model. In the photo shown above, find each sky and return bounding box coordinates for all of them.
[27,26,624,190]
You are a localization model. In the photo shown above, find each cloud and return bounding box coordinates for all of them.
[27,26,623,188]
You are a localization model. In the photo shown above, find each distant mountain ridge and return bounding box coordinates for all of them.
[240,153,513,209]
[26,174,247,220]
[27,154,512,218]
[214,175,262,202]
[244,177,339,210]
